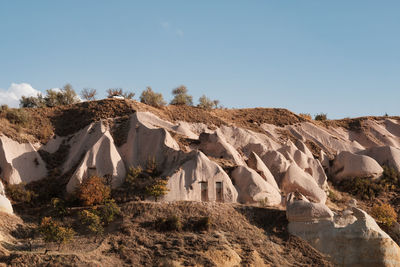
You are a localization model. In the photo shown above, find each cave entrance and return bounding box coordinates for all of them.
[200,182,208,202]
[216,182,223,202]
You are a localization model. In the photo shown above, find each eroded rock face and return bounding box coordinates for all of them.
[247,151,279,191]
[288,206,400,267]
[359,146,400,173]
[231,166,282,206]
[285,192,333,222]
[0,181,12,214]
[119,113,183,173]
[331,151,383,181]
[0,135,47,184]
[281,164,327,204]
[165,151,238,202]
[198,130,245,166]
[66,131,126,193]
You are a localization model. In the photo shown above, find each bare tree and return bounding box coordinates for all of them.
[81,88,97,101]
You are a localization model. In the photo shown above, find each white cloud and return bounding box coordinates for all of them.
[0,83,42,108]
[161,22,170,30]
[176,29,184,37]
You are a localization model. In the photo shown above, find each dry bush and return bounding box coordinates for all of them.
[5,109,30,126]
[77,176,111,206]
[156,215,182,231]
[107,88,135,99]
[299,113,312,120]
[39,217,75,249]
[371,203,397,227]
[5,183,37,204]
[314,113,328,121]
[139,87,166,108]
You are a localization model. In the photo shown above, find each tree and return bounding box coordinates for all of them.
[197,95,220,110]
[170,85,193,106]
[58,83,80,105]
[39,217,75,250]
[81,88,97,101]
[145,179,169,202]
[140,87,166,107]
[77,176,111,206]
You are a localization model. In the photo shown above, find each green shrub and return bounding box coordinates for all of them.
[77,176,111,206]
[20,94,46,108]
[156,215,182,231]
[51,198,68,218]
[170,85,193,106]
[5,109,30,125]
[99,199,121,224]
[145,179,169,202]
[5,183,37,204]
[140,87,166,108]
[339,177,383,200]
[125,166,143,189]
[39,217,75,250]
[370,203,397,227]
[314,113,328,121]
[79,209,104,236]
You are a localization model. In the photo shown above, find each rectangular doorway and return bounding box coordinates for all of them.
[216,182,223,202]
[200,182,208,201]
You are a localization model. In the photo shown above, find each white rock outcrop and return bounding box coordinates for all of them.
[359,146,400,173]
[198,130,245,166]
[165,151,238,202]
[331,151,383,181]
[247,151,279,191]
[281,164,327,204]
[0,135,47,184]
[288,205,400,266]
[231,166,282,206]
[66,131,126,193]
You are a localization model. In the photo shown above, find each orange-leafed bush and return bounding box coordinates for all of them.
[370,203,397,227]
[77,176,111,206]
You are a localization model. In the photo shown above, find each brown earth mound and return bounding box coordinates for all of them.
[0,202,332,266]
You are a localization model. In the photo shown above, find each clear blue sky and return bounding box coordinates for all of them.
[0,1,399,119]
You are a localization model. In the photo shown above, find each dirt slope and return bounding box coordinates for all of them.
[0,202,332,266]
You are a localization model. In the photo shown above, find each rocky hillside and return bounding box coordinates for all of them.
[0,99,400,266]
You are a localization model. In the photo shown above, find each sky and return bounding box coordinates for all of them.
[0,1,399,119]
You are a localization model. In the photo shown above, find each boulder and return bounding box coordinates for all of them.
[0,135,47,184]
[164,151,238,202]
[359,146,400,173]
[286,192,333,222]
[331,151,383,181]
[66,131,126,193]
[281,164,327,203]
[247,152,279,191]
[231,166,282,206]
[288,207,400,266]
